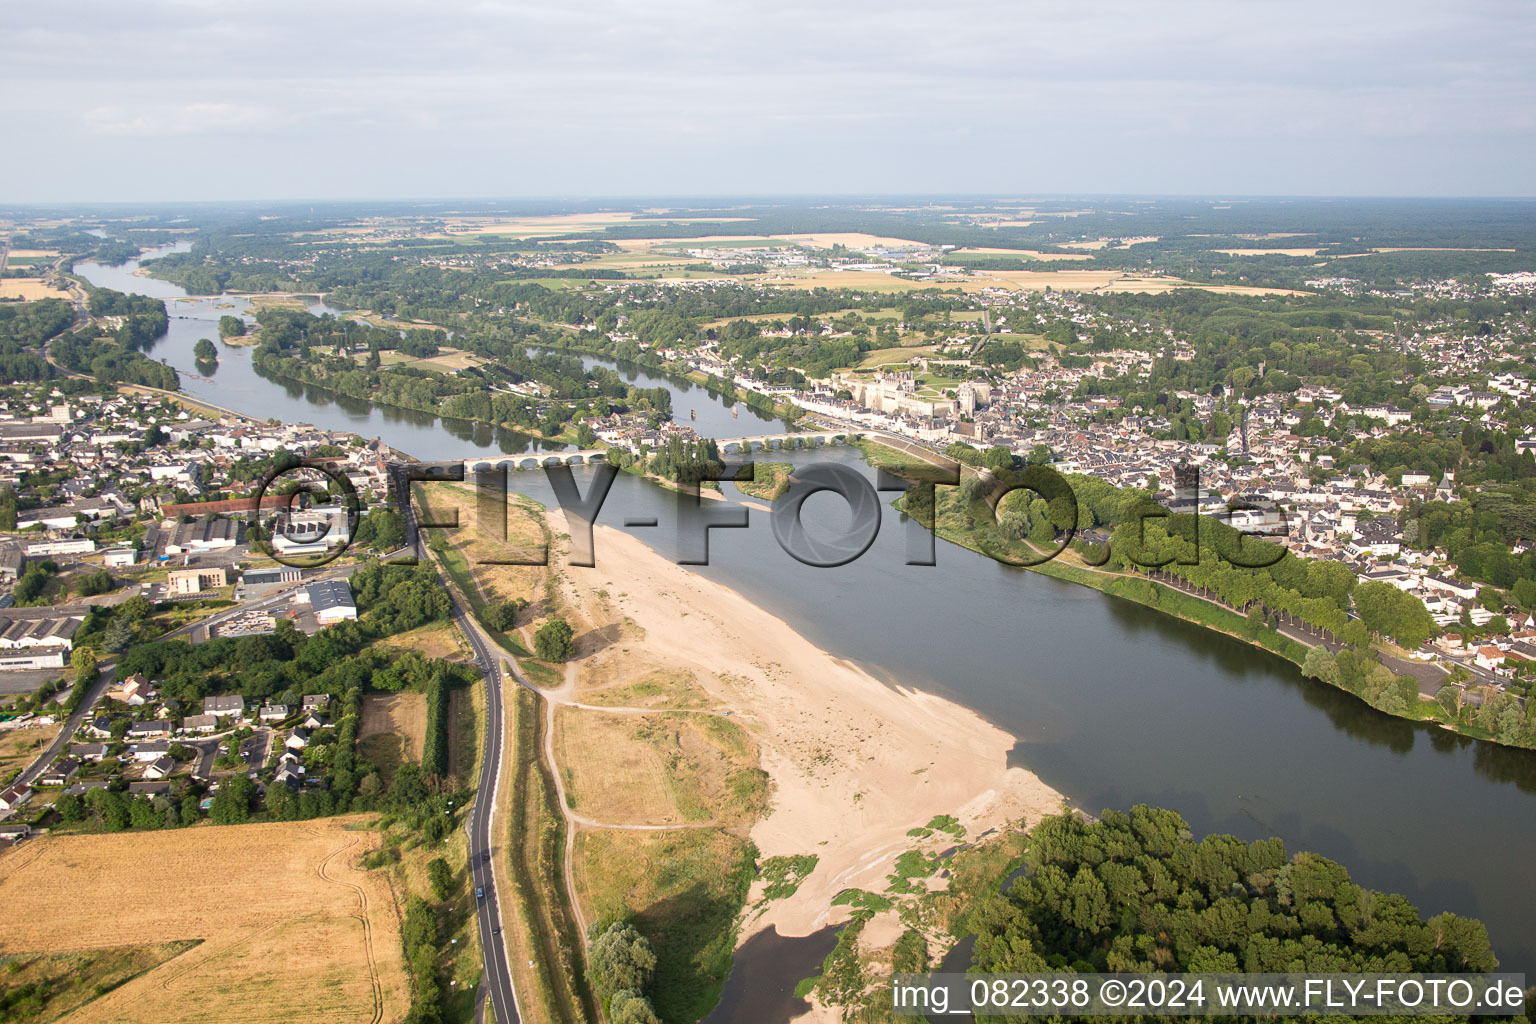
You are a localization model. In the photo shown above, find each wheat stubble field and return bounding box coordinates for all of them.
[0,817,408,1024]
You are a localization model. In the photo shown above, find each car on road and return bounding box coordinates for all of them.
[476,886,484,900]
[482,850,490,863]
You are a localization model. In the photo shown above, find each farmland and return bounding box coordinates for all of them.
[0,818,409,1024]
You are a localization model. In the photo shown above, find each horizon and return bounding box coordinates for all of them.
[5,0,1535,202]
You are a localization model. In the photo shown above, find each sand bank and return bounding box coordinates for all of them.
[566,522,1067,941]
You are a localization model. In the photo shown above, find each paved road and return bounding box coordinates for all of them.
[397,466,523,1024]
[454,598,522,1024]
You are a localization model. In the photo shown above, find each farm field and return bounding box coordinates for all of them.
[0,817,409,1024]
[0,723,59,777]
[0,278,70,301]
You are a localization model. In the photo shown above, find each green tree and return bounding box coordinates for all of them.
[533,618,575,662]
[193,337,218,362]
[71,646,97,687]
[589,922,657,1013]
[426,857,456,901]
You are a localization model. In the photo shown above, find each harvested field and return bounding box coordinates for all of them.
[358,691,427,776]
[0,818,408,1024]
[0,278,69,301]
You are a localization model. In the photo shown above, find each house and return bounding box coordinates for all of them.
[143,755,177,780]
[1474,646,1508,672]
[128,739,171,762]
[38,758,79,787]
[179,714,219,735]
[119,673,151,706]
[273,762,305,787]
[126,720,170,739]
[300,711,327,730]
[127,781,172,797]
[69,742,109,761]
[259,704,290,723]
[0,784,32,811]
[202,695,246,718]
[300,694,330,711]
[285,727,312,751]
[302,580,357,623]
[0,823,32,842]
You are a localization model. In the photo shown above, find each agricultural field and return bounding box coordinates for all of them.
[0,278,70,301]
[0,818,409,1024]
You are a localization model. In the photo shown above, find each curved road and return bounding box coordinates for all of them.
[396,466,523,1024]
[456,599,522,1024]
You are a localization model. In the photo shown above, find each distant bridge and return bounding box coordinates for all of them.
[462,431,867,473]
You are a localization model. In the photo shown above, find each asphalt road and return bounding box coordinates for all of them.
[453,598,522,1024]
[395,466,523,1024]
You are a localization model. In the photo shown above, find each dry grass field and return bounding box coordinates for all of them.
[0,818,409,1024]
[374,620,468,662]
[578,668,714,711]
[0,278,70,301]
[554,707,766,827]
[415,481,549,611]
[358,691,428,774]
[0,724,59,777]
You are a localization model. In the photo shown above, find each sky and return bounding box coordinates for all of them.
[4,0,1534,202]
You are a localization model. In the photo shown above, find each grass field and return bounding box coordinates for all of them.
[375,620,468,661]
[0,725,58,780]
[571,828,755,1024]
[555,708,767,827]
[577,669,713,710]
[736,461,792,501]
[0,818,409,1024]
[359,692,427,779]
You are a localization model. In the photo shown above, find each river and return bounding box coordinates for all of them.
[73,244,785,461]
[74,247,1536,984]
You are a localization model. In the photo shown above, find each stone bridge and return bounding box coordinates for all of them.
[461,431,866,473]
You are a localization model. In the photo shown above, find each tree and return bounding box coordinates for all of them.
[71,646,97,687]
[193,338,218,362]
[589,922,657,1012]
[210,775,256,824]
[217,315,245,338]
[427,857,456,901]
[534,618,574,662]
[483,599,525,632]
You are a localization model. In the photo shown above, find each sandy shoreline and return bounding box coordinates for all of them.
[566,521,1067,941]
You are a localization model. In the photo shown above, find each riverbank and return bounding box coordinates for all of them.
[852,439,1526,752]
[562,518,1068,943]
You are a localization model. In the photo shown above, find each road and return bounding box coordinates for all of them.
[454,598,522,1024]
[396,465,523,1024]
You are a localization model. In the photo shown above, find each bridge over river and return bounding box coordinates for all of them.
[461,430,868,473]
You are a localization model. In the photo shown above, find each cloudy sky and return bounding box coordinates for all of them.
[4,0,1533,202]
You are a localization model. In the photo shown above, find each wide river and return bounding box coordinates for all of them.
[77,249,1536,977]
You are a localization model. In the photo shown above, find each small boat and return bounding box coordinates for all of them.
[732,405,739,417]
[690,409,696,420]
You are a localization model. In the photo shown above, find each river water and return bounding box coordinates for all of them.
[74,248,1536,981]
[74,244,784,461]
